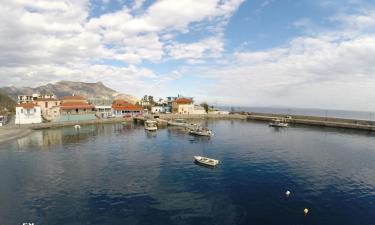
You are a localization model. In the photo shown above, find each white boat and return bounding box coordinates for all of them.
[188,127,213,137]
[145,120,158,131]
[269,119,288,127]
[194,156,220,167]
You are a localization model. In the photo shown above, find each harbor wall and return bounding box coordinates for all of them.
[247,112,375,131]
[157,113,247,120]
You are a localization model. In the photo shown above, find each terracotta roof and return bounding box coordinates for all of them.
[112,100,143,111]
[175,98,192,104]
[60,102,95,110]
[16,103,38,109]
[61,96,85,100]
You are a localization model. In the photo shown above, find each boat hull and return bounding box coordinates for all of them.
[188,130,213,137]
[269,123,288,127]
[145,127,157,131]
[194,156,219,167]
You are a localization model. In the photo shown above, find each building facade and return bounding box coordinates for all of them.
[15,103,42,124]
[18,94,56,104]
[34,98,60,121]
[172,98,194,114]
[112,100,143,117]
[60,96,95,115]
[88,98,113,118]
[151,106,165,114]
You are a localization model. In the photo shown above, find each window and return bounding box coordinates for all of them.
[21,109,23,113]
[34,109,36,113]
[45,102,48,108]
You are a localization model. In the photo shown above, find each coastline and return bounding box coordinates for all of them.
[1,111,375,145]
[0,128,33,144]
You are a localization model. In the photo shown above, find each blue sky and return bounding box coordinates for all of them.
[1,0,375,110]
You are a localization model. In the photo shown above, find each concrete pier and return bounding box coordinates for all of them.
[246,112,375,131]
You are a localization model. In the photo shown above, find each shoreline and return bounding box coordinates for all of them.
[0,128,33,144]
[1,112,375,144]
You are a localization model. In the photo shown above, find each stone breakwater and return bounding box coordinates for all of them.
[246,112,375,131]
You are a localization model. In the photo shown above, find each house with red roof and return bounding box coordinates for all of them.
[112,100,143,117]
[15,103,42,124]
[172,98,194,114]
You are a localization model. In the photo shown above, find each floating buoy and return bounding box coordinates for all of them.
[304,208,309,216]
[74,124,81,129]
[285,190,291,197]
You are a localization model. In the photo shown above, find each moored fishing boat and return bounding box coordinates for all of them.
[145,120,158,131]
[269,119,288,127]
[188,127,213,136]
[194,156,219,167]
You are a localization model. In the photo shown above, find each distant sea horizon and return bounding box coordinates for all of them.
[218,106,375,121]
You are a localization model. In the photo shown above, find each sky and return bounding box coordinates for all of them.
[1,0,375,111]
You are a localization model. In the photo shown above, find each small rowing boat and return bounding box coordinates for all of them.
[194,156,219,167]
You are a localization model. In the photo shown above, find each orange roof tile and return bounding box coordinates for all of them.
[16,103,38,109]
[175,98,192,104]
[60,102,94,110]
[112,100,143,111]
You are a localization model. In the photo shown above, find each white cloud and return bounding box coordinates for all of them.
[201,27,375,110]
[166,37,224,60]
[0,0,244,94]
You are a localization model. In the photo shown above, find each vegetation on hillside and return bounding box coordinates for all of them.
[0,91,16,113]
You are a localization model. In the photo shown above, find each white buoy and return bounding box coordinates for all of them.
[304,208,309,216]
[285,190,291,197]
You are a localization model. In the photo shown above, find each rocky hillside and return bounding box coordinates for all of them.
[0,81,139,104]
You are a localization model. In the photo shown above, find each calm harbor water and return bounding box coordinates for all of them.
[0,120,375,225]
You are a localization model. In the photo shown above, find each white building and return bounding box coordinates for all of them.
[15,103,42,124]
[18,93,56,104]
[151,106,165,114]
[17,95,33,104]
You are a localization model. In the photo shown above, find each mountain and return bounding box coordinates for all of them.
[0,91,16,113]
[0,81,139,104]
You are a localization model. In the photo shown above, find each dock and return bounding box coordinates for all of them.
[246,112,375,131]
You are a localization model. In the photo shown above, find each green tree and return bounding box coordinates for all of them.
[148,95,155,105]
[200,102,209,113]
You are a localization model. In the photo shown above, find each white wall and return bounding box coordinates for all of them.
[15,106,42,124]
[151,106,165,113]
